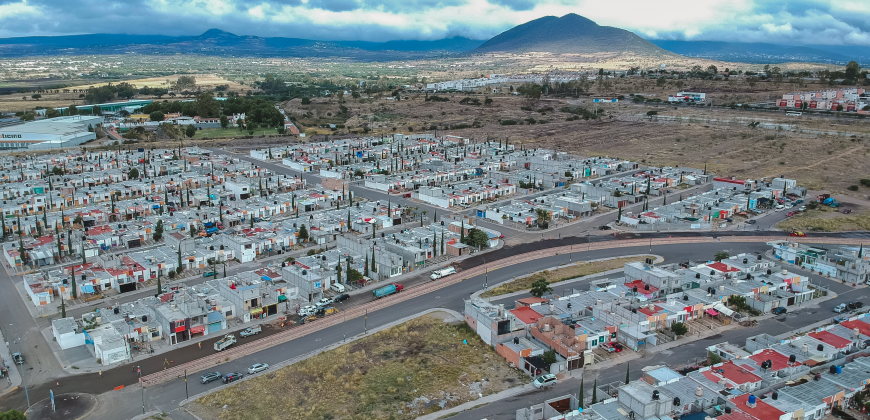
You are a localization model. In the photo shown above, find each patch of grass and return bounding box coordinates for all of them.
[480,256,651,298]
[777,210,870,232]
[70,365,79,369]
[195,313,525,420]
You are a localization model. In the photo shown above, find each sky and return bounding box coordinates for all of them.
[0,0,869,46]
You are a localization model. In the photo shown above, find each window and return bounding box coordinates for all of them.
[225,310,232,317]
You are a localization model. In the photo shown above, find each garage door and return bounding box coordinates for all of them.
[209,322,222,334]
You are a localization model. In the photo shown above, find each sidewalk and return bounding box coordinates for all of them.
[0,329,23,398]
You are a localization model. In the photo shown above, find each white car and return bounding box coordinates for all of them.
[298,305,317,316]
[247,363,269,374]
[315,297,334,308]
[775,205,785,211]
[533,374,557,389]
[330,283,346,293]
[799,206,807,212]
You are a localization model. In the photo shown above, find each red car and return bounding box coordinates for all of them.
[786,211,796,217]
[603,342,623,353]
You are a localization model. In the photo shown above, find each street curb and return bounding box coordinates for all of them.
[177,308,464,408]
[471,254,664,301]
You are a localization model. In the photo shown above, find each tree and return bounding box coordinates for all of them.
[0,409,27,420]
[625,362,631,384]
[578,381,584,409]
[713,251,729,262]
[153,219,164,241]
[70,274,77,299]
[347,268,363,283]
[462,228,490,249]
[440,231,445,255]
[68,105,78,115]
[157,271,162,294]
[149,111,164,122]
[591,379,598,404]
[535,208,551,228]
[31,94,41,100]
[708,351,723,365]
[45,108,61,118]
[128,168,139,179]
[541,349,557,364]
[298,224,309,242]
[671,322,688,337]
[617,206,623,222]
[529,278,552,298]
[185,124,197,138]
[372,221,377,239]
[220,114,229,129]
[60,296,66,318]
[364,253,369,277]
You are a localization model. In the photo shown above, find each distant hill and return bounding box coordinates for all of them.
[472,14,671,56]
[0,29,484,60]
[649,40,870,66]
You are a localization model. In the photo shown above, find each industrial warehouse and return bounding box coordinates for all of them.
[0,115,102,150]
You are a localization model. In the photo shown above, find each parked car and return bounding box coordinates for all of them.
[533,374,558,389]
[298,305,317,316]
[834,303,847,313]
[834,317,849,324]
[334,293,350,303]
[603,342,623,353]
[790,230,806,237]
[848,301,864,310]
[221,372,243,383]
[200,371,222,384]
[247,363,269,374]
[330,283,346,293]
[775,205,785,211]
[203,272,217,278]
[771,307,787,315]
[786,211,796,217]
[747,219,757,224]
[842,208,853,214]
[599,225,612,230]
[403,193,412,198]
[315,297,334,308]
[11,353,23,365]
[799,206,807,212]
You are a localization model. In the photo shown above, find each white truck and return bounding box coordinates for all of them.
[430,266,456,280]
[214,334,237,351]
[239,325,261,338]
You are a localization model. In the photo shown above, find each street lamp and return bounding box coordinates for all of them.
[482,257,488,290]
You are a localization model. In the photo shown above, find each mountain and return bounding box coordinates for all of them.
[0,29,484,60]
[472,14,671,56]
[649,40,870,65]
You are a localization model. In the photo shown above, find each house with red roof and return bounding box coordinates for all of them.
[749,349,802,374]
[709,360,763,392]
[807,330,854,351]
[510,306,544,326]
[624,279,660,298]
[730,393,787,420]
[839,319,870,338]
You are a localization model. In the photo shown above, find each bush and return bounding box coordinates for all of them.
[541,349,557,364]
[500,120,517,125]
[168,271,176,279]
[848,185,860,191]
[671,322,688,337]
[860,179,870,187]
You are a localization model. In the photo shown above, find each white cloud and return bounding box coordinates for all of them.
[0,0,868,47]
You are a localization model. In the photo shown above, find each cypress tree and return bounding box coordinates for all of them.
[626,362,631,384]
[61,295,66,318]
[1,215,5,239]
[578,381,584,409]
[347,209,352,232]
[591,379,598,404]
[460,220,465,243]
[618,206,623,222]
[364,253,369,277]
[177,247,182,272]
[157,271,162,294]
[441,231,445,255]
[433,231,437,256]
[371,247,376,277]
[82,239,86,264]
[372,222,377,239]
[71,275,77,299]
[859,244,864,259]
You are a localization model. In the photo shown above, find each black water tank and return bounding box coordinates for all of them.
[725,407,732,414]
[695,273,701,279]
[652,390,659,400]
[633,287,638,293]
[819,344,825,351]
[789,355,796,363]
[113,307,120,314]
[743,258,748,264]
[514,337,519,345]
[772,392,778,400]
[141,315,148,322]
[673,397,680,406]
[644,285,650,291]
[683,295,689,301]
[830,365,837,374]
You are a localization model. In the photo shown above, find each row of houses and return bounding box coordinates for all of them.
[779,87,870,113]
[465,253,820,377]
[772,242,870,284]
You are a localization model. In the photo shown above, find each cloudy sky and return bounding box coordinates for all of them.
[0,0,868,46]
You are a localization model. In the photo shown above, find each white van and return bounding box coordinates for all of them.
[430,266,456,280]
[775,205,785,212]
[331,283,346,293]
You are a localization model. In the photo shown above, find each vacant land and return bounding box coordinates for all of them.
[190,312,525,420]
[779,210,870,232]
[194,127,282,139]
[481,255,652,298]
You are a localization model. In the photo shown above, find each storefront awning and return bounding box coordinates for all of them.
[81,284,96,293]
[190,325,205,334]
[278,295,288,302]
[705,309,719,316]
[250,307,263,316]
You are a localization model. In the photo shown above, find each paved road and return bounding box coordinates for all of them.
[3,238,866,419]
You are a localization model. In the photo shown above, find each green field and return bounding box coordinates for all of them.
[193,127,282,138]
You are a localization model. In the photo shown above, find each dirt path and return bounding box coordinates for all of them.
[772,145,865,178]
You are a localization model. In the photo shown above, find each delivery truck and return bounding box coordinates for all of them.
[373,283,403,299]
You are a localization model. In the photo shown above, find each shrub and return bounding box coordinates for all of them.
[860,179,870,187]
[500,120,517,125]
[848,185,859,191]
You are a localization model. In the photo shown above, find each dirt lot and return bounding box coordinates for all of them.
[481,255,651,298]
[189,312,526,420]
